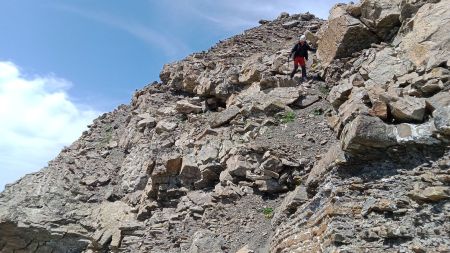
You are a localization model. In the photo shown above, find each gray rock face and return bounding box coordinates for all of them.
[1,2,450,253]
[434,107,450,136]
[364,47,414,85]
[341,115,397,153]
[399,0,450,70]
[271,151,450,253]
[136,114,156,131]
[360,0,402,40]
[188,230,225,253]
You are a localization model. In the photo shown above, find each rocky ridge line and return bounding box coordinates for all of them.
[1,1,449,252]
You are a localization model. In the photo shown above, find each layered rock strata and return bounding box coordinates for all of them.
[1,1,449,252]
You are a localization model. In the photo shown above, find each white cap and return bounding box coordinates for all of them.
[299,35,306,41]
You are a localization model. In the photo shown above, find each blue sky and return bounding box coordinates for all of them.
[0,0,343,190]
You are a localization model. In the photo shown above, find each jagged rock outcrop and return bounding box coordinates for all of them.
[1,1,449,253]
[270,0,450,252]
[160,13,324,100]
[316,4,379,66]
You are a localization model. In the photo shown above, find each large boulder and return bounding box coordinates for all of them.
[137,116,157,131]
[304,30,319,48]
[341,115,397,154]
[231,86,301,115]
[238,54,266,84]
[328,80,353,108]
[282,20,300,29]
[399,0,450,70]
[360,0,402,40]
[389,96,427,123]
[317,13,378,66]
[398,0,428,22]
[225,155,255,178]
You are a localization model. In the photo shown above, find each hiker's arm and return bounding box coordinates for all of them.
[290,45,297,58]
[307,43,317,53]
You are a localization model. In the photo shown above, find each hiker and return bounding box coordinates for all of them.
[290,35,316,81]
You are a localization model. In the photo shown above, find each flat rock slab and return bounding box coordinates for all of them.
[210,105,240,128]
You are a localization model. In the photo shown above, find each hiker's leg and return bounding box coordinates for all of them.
[290,63,298,79]
[297,57,306,80]
[301,66,307,79]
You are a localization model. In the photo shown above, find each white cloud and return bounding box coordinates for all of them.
[0,61,99,190]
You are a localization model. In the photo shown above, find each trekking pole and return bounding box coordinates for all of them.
[286,56,291,75]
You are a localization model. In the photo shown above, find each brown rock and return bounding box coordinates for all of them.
[426,91,450,111]
[255,179,286,193]
[155,120,178,133]
[226,155,255,178]
[164,155,183,175]
[236,245,255,253]
[369,101,388,121]
[260,155,283,173]
[349,73,365,87]
[389,96,426,123]
[409,186,450,202]
[210,105,240,128]
[175,100,203,114]
[399,0,450,70]
[328,81,353,108]
[317,13,378,66]
[304,30,319,47]
[179,154,201,186]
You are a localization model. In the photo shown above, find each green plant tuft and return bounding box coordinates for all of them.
[262,207,274,219]
[280,111,296,124]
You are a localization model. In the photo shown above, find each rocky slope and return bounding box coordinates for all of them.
[1,1,449,252]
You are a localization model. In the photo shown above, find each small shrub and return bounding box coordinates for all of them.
[262,207,274,219]
[280,111,296,124]
[313,108,324,116]
[318,85,330,95]
[294,176,302,186]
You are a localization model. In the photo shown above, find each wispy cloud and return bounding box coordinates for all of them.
[0,61,100,190]
[161,0,340,30]
[56,4,190,58]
